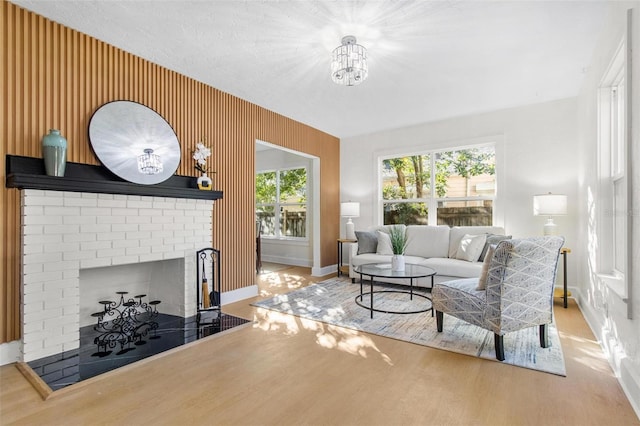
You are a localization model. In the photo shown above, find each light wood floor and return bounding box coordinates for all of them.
[1,265,638,425]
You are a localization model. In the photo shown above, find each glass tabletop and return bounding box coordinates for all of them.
[354,263,436,279]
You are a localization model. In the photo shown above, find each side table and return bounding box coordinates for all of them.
[337,238,357,277]
[553,247,571,308]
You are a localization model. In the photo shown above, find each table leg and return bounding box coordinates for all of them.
[563,251,568,309]
[431,275,434,317]
[410,277,414,300]
[370,276,374,319]
[337,241,342,277]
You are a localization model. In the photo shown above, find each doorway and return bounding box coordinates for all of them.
[255,140,320,273]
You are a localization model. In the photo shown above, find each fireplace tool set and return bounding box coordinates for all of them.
[92,292,161,355]
[196,247,221,327]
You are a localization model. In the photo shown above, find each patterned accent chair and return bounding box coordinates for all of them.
[432,236,564,361]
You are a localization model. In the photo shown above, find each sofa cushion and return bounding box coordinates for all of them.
[355,231,378,254]
[376,231,394,255]
[434,277,486,300]
[432,277,486,319]
[455,233,487,262]
[448,226,505,258]
[419,257,484,278]
[404,225,450,258]
[479,234,512,261]
[476,244,495,290]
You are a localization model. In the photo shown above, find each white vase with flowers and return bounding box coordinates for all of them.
[193,141,215,190]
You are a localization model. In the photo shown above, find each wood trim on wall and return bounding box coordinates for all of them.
[0,2,340,344]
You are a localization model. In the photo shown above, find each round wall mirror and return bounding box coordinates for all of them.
[89,100,181,185]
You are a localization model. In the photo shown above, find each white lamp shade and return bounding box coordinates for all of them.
[340,202,360,218]
[533,194,567,216]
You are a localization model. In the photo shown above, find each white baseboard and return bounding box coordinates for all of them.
[620,358,640,420]
[311,264,337,277]
[0,340,22,365]
[262,255,312,267]
[221,285,258,306]
[574,288,640,421]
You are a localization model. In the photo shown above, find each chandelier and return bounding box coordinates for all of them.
[137,148,163,175]
[331,35,368,86]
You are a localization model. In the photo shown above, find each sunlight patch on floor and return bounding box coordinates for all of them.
[559,330,598,345]
[559,331,614,375]
[252,307,393,365]
[572,353,615,375]
[258,272,308,297]
[253,308,300,335]
[258,262,289,274]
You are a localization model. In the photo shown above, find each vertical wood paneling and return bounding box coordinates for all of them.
[1,2,340,344]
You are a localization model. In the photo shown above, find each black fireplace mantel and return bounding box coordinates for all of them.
[5,155,223,201]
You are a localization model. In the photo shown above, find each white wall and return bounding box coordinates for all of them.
[256,147,313,267]
[341,97,579,286]
[576,3,640,416]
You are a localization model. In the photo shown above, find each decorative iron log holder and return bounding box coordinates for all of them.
[196,248,221,327]
[92,292,161,355]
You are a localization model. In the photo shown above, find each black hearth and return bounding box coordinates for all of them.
[27,313,249,391]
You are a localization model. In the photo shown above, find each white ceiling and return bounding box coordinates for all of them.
[13,0,611,139]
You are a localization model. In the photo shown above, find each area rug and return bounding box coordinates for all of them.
[252,277,566,376]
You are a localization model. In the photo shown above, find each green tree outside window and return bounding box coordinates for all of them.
[256,167,307,238]
[381,146,495,226]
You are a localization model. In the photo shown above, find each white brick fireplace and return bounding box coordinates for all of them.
[20,189,214,362]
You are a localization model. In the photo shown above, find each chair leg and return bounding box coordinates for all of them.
[436,310,443,332]
[494,334,505,361]
[540,324,549,348]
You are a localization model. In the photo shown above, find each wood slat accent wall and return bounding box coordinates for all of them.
[0,2,340,344]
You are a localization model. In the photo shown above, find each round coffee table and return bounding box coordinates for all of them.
[353,263,436,318]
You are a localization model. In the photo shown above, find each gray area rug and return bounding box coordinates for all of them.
[252,277,566,376]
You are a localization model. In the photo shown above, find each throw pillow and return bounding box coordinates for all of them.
[476,244,496,291]
[454,233,487,262]
[376,231,394,255]
[355,231,378,255]
[479,234,512,261]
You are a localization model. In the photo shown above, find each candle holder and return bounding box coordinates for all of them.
[92,291,161,356]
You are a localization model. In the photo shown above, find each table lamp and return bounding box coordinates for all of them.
[533,193,567,235]
[341,202,360,240]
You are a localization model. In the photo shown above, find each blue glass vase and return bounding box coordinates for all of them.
[42,129,67,177]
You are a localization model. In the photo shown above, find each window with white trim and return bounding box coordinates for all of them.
[597,38,628,300]
[256,167,307,239]
[380,145,496,226]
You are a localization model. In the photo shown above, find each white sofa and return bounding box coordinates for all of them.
[349,225,507,287]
